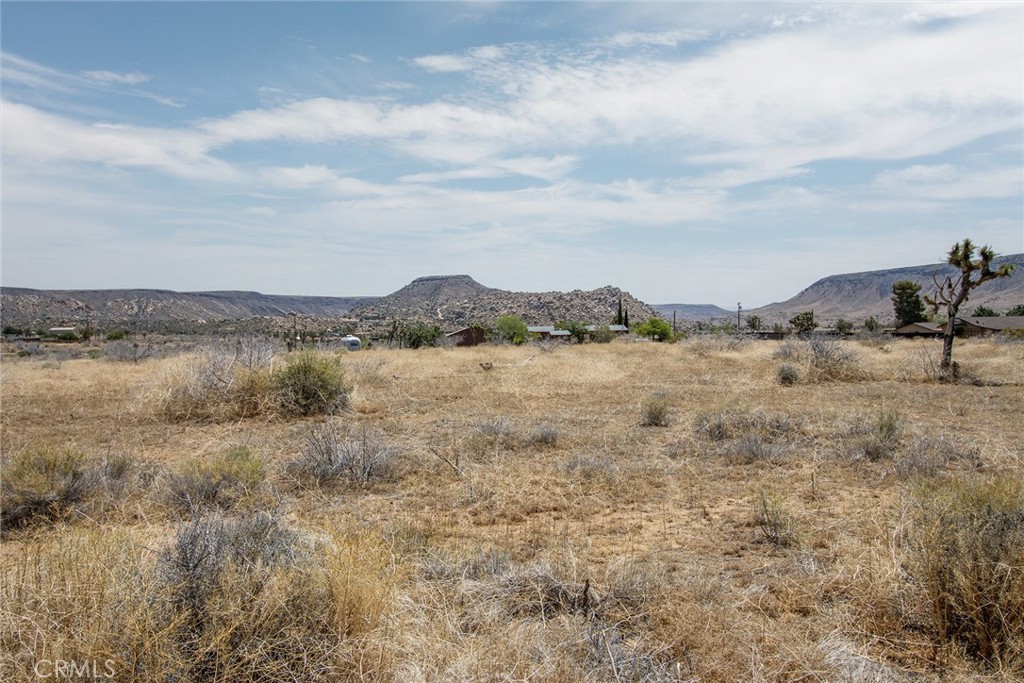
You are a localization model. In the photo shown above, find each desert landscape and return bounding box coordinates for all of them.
[2,333,1022,681]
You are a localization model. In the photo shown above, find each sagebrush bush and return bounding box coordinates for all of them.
[138,512,396,681]
[640,393,671,427]
[164,447,266,513]
[911,477,1024,671]
[287,423,398,488]
[893,435,982,478]
[273,351,351,416]
[776,363,800,386]
[733,435,788,465]
[807,338,862,382]
[0,448,99,532]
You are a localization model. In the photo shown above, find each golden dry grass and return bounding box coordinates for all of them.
[2,336,1022,681]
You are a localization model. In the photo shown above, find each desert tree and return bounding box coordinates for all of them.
[1008,304,1024,316]
[891,279,926,327]
[494,314,529,345]
[745,315,763,333]
[557,320,588,344]
[635,317,673,342]
[970,305,998,317]
[789,311,818,335]
[924,240,1015,379]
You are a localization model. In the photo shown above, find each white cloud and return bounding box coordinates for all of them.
[873,164,1022,200]
[1,101,233,180]
[412,54,474,73]
[81,69,152,85]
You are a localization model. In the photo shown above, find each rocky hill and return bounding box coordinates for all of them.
[748,253,1023,325]
[0,288,377,327]
[350,275,658,327]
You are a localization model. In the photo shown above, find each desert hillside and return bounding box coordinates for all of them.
[0,288,377,326]
[351,274,658,327]
[749,253,1023,324]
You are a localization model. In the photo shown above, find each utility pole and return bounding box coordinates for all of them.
[737,302,742,333]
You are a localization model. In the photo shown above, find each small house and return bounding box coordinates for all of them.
[957,316,1024,337]
[892,322,943,337]
[445,327,487,347]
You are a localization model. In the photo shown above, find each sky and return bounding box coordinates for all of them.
[2,1,1022,307]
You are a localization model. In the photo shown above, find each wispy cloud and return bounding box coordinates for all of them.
[2,52,181,106]
[81,69,152,85]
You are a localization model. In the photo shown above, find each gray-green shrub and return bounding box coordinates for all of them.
[273,351,351,416]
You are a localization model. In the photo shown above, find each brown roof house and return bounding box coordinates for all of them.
[957,316,1024,336]
[892,321,943,337]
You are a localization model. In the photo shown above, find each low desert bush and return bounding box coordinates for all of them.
[470,415,518,453]
[158,347,274,421]
[287,423,398,488]
[694,407,798,444]
[910,477,1024,671]
[732,435,788,465]
[640,392,671,427]
[773,340,803,361]
[0,448,99,532]
[139,512,397,681]
[753,491,798,547]
[776,362,800,386]
[528,424,560,447]
[273,351,351,416]
[893,435,983,478]
[846,409,901,463]
[163,447,266,514]
[807,337,862,382]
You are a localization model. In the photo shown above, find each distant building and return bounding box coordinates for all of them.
[892,322,943,337]
[892,317,1024,338]
[445,327,487,347]
[586,324,629,335]
[957,316,1024,337]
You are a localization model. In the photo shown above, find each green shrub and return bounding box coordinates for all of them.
[273,351,351,416]
[911,478,1024,670]
[106,329,128,341]
[164,447,266,513]
[635,317,673,342]
[494,314,529,345]
[590,325,615,343]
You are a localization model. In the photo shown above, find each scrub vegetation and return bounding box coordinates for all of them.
[2,336,1022,681]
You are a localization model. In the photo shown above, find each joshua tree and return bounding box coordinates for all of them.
[924,239,1015,380]
[789,311,817,335]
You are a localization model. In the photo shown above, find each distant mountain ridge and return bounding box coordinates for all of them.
[4,254,1021,330]
[748,253,1024,324]
[0,288,377,326]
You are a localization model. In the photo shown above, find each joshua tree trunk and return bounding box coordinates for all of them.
[925,239,1014,381]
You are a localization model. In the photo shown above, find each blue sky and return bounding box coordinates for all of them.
[2,1,1022,307]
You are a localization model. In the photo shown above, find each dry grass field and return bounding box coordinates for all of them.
[1,335,1022,682]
